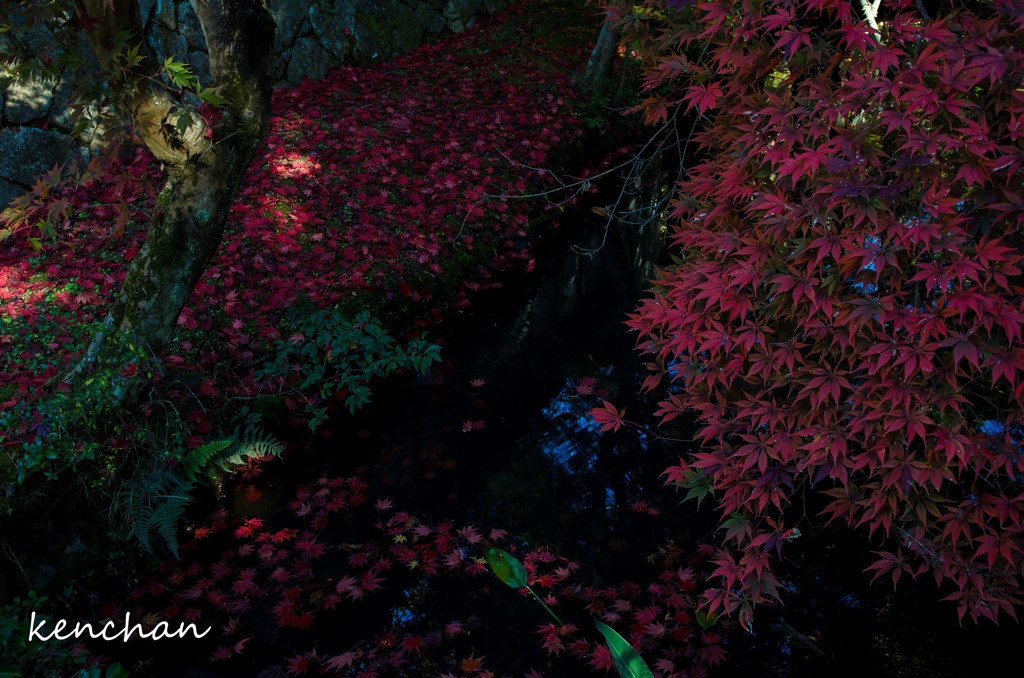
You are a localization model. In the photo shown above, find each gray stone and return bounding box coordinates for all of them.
[2,8,56,55]
[154,0,177,30]
[149,28,190,64]
[442,1,465,34]
[43,30,102,131]
[47,76,76,130]
[0,178,24,210]
[391,1,423,54]
[442,0,483,33]
[3,74,55,124]
[177,1,206,49]
[0,127,88,187]
[67,103,116,155]
[481,0,507,13]
[138,0,157,26]
[309,0,356,60]
[286,38,330,84]
[269,0,316,51]
[351,0,395,63]
[415,3,446,34]
[188,50,211,87]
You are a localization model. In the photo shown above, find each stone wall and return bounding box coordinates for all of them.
[0,0,510,208]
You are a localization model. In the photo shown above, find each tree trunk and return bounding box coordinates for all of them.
[70,0,274,392]
[576,10,620,96]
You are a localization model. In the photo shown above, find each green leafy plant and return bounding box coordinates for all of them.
[0,321,154,486]
[260,307,441,429]
[0,592,88,676]
[112,426,285,557]
[115,460,191,557]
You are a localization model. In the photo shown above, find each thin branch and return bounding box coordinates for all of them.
[453,115,679,244]
[858,0,881,37]
[573,106,700,259]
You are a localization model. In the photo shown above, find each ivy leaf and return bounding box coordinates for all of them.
[594,620,655,678]
[484,546,528,589]
[174,110,194,135]
[695,609,719,630]
[197,86,226,107]
[163,57,195,89]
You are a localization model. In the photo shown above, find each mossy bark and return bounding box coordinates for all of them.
[72,0,274,392]
[576,11,620,96]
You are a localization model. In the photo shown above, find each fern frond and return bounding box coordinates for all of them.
[216,425,286,472]
[114,463,193,558]
[181,438,234,482]
[112,427,284,558]
[148,489,191,558]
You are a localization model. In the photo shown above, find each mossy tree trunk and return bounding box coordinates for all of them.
[71,0,274,393]
[576,10,620,96]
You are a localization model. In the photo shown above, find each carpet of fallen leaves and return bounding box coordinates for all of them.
[0,0,596,406]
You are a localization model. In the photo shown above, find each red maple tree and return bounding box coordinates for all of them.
[612,0,1024,625]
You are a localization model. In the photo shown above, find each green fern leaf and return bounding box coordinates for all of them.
[180,438,233,481]
[216,425,285,471]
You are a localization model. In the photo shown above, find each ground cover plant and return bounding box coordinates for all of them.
[606,0,1024,628]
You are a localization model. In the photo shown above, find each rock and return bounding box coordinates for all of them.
[482,0,507,13]
[3,74,54,124]
[308,0,357,60]
[188,50,211,87]
[154,0,177,30]
[138,0,157,26]
[286,38,330,84]
[442,1,464,33]
[351,0,396,62]
[0,178,24,210]
[392,1,424,54]
[415,3,446,35]
[442,0,482,33]
[177,2,205,50]
[2,6,56,55]
[47,76,76,130]
[77,103,123,155]
[47,32,102,131]
[269,0,316,52]
[0,127,87,187]
[148,27,190,64]
[442,0,483,31]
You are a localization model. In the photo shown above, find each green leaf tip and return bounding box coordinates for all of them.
[483,546,529,589]
[594,620,655,678]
